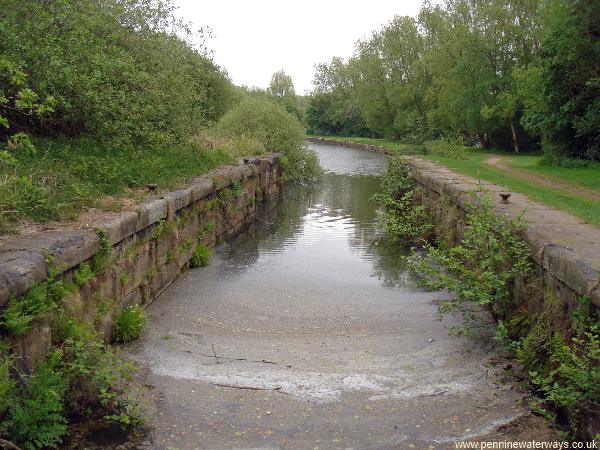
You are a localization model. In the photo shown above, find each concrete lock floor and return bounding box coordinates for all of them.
[131,144,550,450]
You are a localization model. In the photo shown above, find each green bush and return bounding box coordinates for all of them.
[190,244,212,268]
[62,330,140,423]
[216,97,322,182]
[0,241,143,448]
[112,305,147,344]
[541,145,591,168]
[371,156,434,246]
[407,193,531,335]
[1,326,143,449]
[0,0,233,146]
[4,353,69,450]
[279,146,323,183]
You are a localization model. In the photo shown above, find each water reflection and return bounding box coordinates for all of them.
[223,143,414,289]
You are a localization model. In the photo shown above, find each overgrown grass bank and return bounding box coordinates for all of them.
[1,98,324,235]
[0,138,231,234]
[313,136,600,228]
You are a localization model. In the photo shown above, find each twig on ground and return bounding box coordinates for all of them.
[212,383,283,392]
[212,343,219,364]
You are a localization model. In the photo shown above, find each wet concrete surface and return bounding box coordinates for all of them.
[131,144,533,449]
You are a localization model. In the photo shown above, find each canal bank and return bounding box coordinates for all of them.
[309,137,600,440]
[0,155,282,372]
[307,137,600,315]
[132,143,553,449]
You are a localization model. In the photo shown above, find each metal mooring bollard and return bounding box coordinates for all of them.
[499,192,511,204]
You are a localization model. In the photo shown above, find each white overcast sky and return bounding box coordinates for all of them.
[174,0,423,94]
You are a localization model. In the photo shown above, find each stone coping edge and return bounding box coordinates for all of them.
[0,154,281,306]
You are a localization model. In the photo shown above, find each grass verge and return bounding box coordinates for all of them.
[0,137,232,234]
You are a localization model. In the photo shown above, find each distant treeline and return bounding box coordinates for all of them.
[306,0,600,162]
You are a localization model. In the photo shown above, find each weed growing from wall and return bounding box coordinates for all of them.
[407,193,531,335]
[371,156,434,246]
[190,244,212,268]
[197,221,215,240]
[90,229,111,273]
[112,306,147,344]
[511,297,600,439]
[2,255,71,336]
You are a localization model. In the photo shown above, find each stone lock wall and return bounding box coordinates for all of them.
[405,158,600,317]
[0,154,282,372]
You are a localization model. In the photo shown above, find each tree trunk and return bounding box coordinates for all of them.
[510,119,519,153]
[478,134,490,149]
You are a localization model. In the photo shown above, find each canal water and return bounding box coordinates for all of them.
[133,143,530,449]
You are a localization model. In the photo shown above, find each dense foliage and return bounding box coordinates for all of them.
[267,70,302,121]
[513,297,600,439]
[407,194,531,335]
[0,0,237,233]
[0,0,233,146]
[376,157,599,437]
[215,97,322,182]
[307,0,600,162]
[1,248,143,449]
[371,156,434,246]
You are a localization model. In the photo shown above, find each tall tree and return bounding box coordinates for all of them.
[267,70,300,120]
[268,70,296,98]
[524,0,600,160]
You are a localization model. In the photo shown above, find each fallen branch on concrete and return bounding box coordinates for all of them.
[212,383,283,392]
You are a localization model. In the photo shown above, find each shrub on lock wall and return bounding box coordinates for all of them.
[215,97,323,183]
[112,305,147,344]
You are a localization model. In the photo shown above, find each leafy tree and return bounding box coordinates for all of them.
[521,0,600,161]
[267,70,301,121]
[307,58,371,136]
[0,0,233,146]
[268,70,296,98]
[304,0,600,162]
